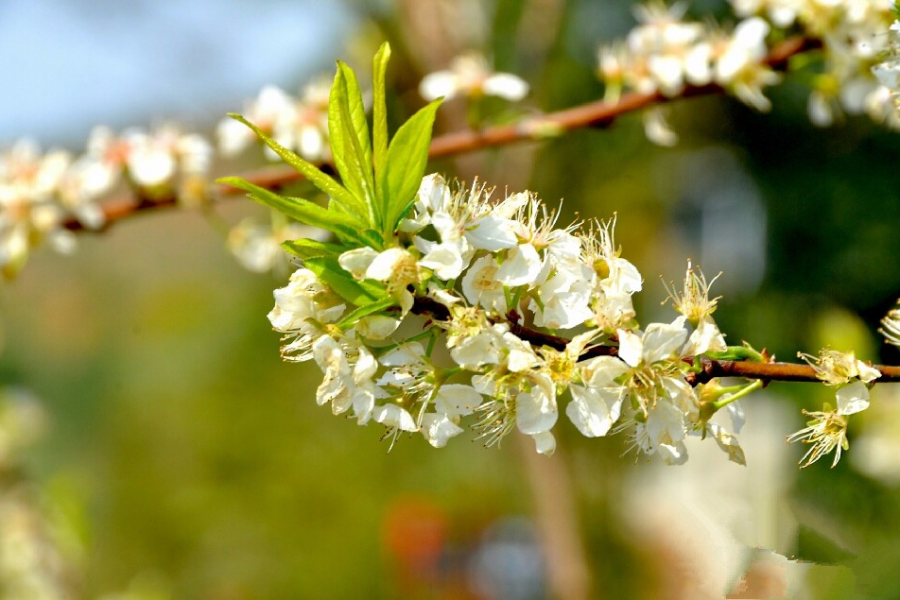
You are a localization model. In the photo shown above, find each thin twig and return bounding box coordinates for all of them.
[63,36,818,233]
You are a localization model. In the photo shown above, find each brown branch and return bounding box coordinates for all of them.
[687,358,900,385]
[63,35,818,233]
[411,297,900,385]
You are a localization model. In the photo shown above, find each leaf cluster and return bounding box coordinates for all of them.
[219,43,441,309]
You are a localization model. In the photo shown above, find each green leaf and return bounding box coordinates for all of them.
[338,296,397,328]
[226,114,363,214]
[372,43,391,197]
[328,63,374,218]
[381,99,442,232]
[304,257,387,307]
[358,229,384,249]
[219,177,364,241]
[281,239,347,260]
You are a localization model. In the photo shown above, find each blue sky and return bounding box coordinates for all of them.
[0,0,350,147]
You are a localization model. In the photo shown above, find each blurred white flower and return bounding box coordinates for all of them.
[217,85,294,157]
[228,219,322,273]
[420,52,529,101]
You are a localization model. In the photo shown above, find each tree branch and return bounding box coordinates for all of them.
[63,35,818,233]
[67,34,889,388]
[411,297,900,385]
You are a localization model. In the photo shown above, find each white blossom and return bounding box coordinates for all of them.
[787,380,872,468]
[420,52,529,102]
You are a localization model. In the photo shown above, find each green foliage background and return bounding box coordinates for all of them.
[4,0,900,598]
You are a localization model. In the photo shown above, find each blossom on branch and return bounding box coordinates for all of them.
[419,52,529,102]
[788,349,881,467]
[217,78,332,161]
[787,381,871,468]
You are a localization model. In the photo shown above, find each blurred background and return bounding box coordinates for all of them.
[3,0,900,598]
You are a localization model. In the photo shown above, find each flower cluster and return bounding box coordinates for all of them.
[0,125,212,279]
[598,3,778,143]
[0,77,335,281]
[598,1,900,145]
[601,5,776,106]
[787,349,881,467]
[731,0,898,128]
[0,389,71,599]
[268,174,746,463]
[216,79,332,162]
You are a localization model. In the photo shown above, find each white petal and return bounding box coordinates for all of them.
[533,294,593,330]
[217,118,254,156]
[419,243,464,280]
[727,401,746,434]
[354,346,378,383]
[617,329,644,368]
[352,388,375,425]
[48,230,76,255]
[648,55,684,96]
[656,441,689,465]
[313,336,345,374]
[646,400,686,446]
[427,283,461,308]
[417,173,450,212]
[643,107,678,147]
[465,215,518,251]
[502,332,538,372]
[734,17,769,49]
[421,413,464,448]
[356,315,401,340]
[339,247,378,280]
[855,361,881,384]
[601,258,642,294]
[706,422,746,466]
[807,92,834,128]
[435,384,483,418]
[298,125,325,160]
[128,148,175,186]
[685,44,712,86]
[461,255,507,313]
[516,382,558,435]
[365,248,414,281]
[685,317,727,355]
[531,431,556,455]
[420,71,458,101]
[379,343,426,367]
[496,243,542,287]
[580,356,630,388]
[661,376,697,413]
[873,62,900,91]
[483,73,529,101]
[450,330,502,368]
[373,404,419,432]
[642,320,688,364]
[566,385,622,437]
[836,381,870,416]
